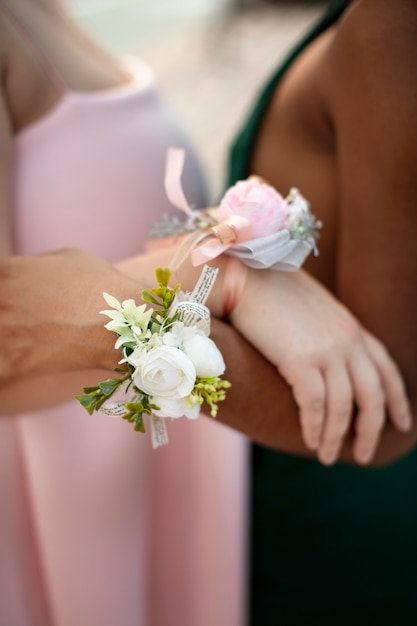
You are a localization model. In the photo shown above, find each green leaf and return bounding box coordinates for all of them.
[99,378,123,397]
[121,411,136,423]
[134,413,146,432]
[141,291,161,306]
[125,401,144,412]
[169,283,181,299]
[75,394,101,415]
[151,286,168,298]
[82,385,100,394]
[93,395,109,412]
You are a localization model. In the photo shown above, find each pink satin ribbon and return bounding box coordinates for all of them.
[191,214,253,266]
[165,148,254,268]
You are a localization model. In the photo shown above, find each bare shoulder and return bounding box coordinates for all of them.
[321,0,417,214]
[333,0,416,57]
[0,8,11,64]
[322,1,417,459]
[339,0,416,40]
[321,0,417,203]
[324,0,417,111]
[0,0,14,254]
[0,80,13,255]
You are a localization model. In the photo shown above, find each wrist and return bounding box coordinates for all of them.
[222,257,249,318]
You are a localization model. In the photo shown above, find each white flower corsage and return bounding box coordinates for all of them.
[76,267,230,448]
[77,149,320,446]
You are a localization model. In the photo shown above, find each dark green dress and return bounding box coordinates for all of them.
[228,3,417,624]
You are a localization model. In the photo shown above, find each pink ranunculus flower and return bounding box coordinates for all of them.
[219,179,288,238]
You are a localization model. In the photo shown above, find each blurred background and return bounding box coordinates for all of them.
[67,0,325,199]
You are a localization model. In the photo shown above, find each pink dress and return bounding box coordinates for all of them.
[0,4,248,625]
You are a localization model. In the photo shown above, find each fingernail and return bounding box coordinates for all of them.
[356,448,373,465]
[307,436,320,450]
[319,450,337,466]
[400,413,412,432]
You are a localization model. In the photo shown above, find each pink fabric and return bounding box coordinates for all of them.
[1,51,248,626]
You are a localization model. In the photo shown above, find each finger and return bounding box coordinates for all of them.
[291,366,326,451]
[363,332,412,432]
[318,361,353,466]
[348,349,385,465]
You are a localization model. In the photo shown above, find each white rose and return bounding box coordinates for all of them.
[132,345,196,398]
[151,395,201,420]
[182,333,225,378]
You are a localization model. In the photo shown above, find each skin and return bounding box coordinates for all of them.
[235,0,417,463]
[0,0,415,466]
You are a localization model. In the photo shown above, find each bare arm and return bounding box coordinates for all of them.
[244,0,417,464]
[223,0,417,465]
[0,39,12,256]
[0,242,411,467]
[0,0,413,466]
[326,0,417,461]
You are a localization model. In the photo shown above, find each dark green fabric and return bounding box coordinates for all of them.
[228,0,349,184]
[227,2,417,624]
[250,448,417,625]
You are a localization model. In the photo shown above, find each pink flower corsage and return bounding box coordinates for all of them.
[151,148,321,272]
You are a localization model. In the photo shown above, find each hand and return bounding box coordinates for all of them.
[230,268,412,465]
[0,248,139,383]
[0,243,225,388]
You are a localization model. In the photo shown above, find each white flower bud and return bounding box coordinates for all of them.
[182,333,225,378]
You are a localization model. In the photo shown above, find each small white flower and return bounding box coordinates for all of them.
[101,293,153,341]
[125,344,148,369]
[151,394,201,420]
[144,333,164,351]
[132,345,196,398]
[285,188,310,230]
[114,328,136,349]
[162,322,199,348]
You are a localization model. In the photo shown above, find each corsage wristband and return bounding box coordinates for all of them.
[154,148,321,315]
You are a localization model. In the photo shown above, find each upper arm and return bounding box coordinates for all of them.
[0,34,13,256]
[325,0,417,455]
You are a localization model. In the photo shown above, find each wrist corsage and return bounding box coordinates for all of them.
[76,266,230,448]
[153,148,321,274]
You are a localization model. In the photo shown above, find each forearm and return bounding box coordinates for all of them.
[1,247,414,466]
[0,369,111,414]
[210,318,311,455]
